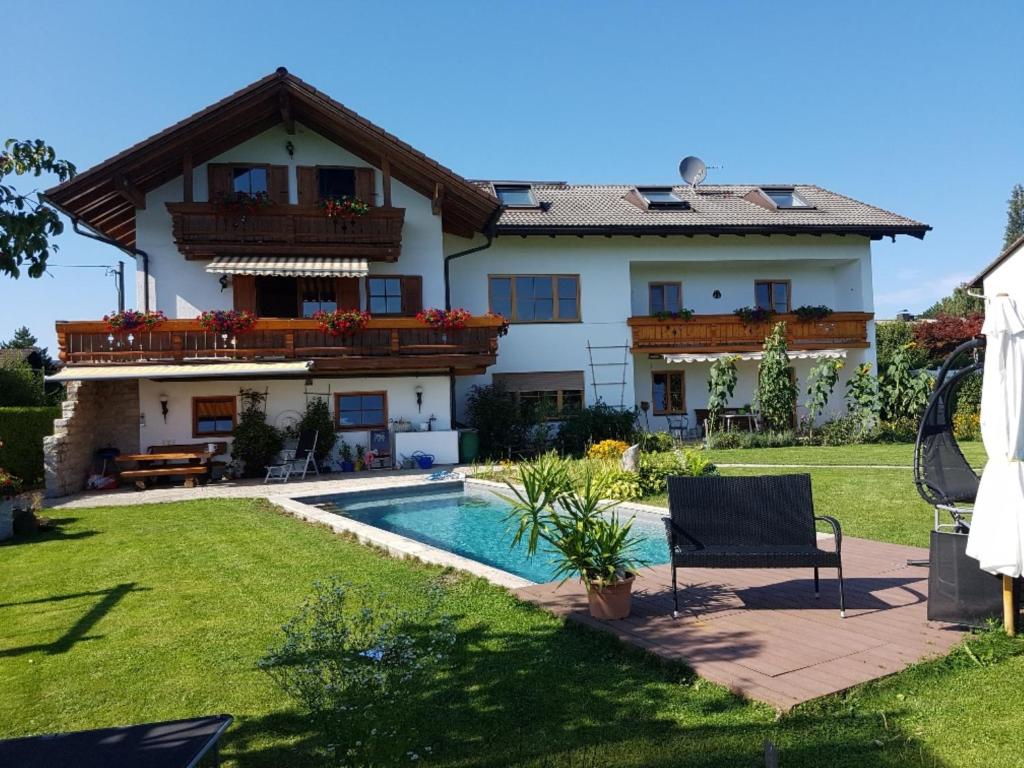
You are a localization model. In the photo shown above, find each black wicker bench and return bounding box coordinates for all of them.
[664,474,846,617]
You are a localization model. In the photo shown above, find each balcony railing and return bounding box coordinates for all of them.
[56,317,503,375]
[628,312,872,353]
[166,204,405,260]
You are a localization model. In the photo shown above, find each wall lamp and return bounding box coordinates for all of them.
[285,140,295,157]
[219,274,231,292]
[414,384,424,413]
[159,394,169,423]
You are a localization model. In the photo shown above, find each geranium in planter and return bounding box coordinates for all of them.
[198,309,257,337]
[793,304,834,322]
[501,454,646,620]
[417,307,472,331]
[312,308,370,336]
[654,308,695,322]
[103,309,166,333]
[733,306,775,324]
[319,195,370,218]
[484,311,511,337]
[217,190,273,218]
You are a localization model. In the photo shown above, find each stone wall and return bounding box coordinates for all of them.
[44,380,140,498]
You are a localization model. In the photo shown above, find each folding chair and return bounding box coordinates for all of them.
[265,430,320,483]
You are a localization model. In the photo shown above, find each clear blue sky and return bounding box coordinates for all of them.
[3,0,1021,351]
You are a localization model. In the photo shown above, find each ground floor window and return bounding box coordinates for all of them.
[652,371,685,415]
[335,391,387,430]
[493,371,585,419]
[192,396,237,437]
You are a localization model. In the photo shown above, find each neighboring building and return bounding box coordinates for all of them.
[41,69,928,495]
[971,234,1024,302]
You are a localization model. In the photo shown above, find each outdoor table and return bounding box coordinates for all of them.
[721,413,756,432]
[0,714,233,768]
[115,451,213,464]
[115,451,214,489]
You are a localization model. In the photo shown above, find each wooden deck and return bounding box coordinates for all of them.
[517,536,965,710]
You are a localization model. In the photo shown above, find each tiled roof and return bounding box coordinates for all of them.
[475,182,929,238]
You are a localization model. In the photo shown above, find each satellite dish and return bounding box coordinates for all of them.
[679,156,707,188]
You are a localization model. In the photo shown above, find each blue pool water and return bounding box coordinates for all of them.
[303,483,670,583]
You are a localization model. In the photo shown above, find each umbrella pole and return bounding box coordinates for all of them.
[1005,576,1017,636]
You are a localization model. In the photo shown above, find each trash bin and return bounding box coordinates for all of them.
[458,430,479,464]
[928,530,1010,627]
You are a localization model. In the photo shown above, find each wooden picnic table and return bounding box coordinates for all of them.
[116,450,213,489]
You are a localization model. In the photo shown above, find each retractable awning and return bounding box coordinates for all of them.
[47,361,314,382]
[662,349,848,364]
[205,256,369,277]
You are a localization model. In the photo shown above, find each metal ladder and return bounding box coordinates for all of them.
[585,340,630,408]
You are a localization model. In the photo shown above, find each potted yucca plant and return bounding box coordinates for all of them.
[501,453,645,620]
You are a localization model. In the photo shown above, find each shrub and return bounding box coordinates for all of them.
[294,397,336,464]
[587,439,630,460]
[706,430,798,449]
[602,469,643,501]
[231,390,283,477]
[0,406,60,488]
[914,313,984,362]
[817,415,870,446]
[556,404,638,457]
[0,358,47,406]
[636,431,675,453]
[465,383,535,459]
[756,322,797,432]
[636,449,717,495]
[259,578,455,765]
[872,417,920,443]
[953,410,982,441]
[956,370,982,414]
[876,320,927,373]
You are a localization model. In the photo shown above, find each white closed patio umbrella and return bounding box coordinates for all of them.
[966,293,1024,633]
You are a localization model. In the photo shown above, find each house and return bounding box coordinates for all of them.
[41,69,928,495]
[971,234,1024,302]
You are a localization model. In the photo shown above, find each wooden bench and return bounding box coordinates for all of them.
[118,465,209,490]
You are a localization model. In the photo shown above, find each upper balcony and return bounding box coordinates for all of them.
[55,316,502,376]
[166,204,405,261]
[627,312,872,354]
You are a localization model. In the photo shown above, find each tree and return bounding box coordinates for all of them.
[913,313,984,361]
[755,322,797,432]
[1005,183,1024,249]
[1,139,76,278]
[0,358,47,406]
[919,284,985,319]
[4,326,37,348]
[706,354,738,433]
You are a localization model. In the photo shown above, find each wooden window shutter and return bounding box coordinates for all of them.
[336,277,360,310]
[400,276,422,316]
[268,165,290,204]
[207,164,233,201]
[296,166,318,205]
[355,168,376,206]
[232,275,257,312]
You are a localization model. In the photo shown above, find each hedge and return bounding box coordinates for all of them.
[0,406,60,488]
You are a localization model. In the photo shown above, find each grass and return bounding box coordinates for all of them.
[2,498,1023,767]
[701,441,986,469]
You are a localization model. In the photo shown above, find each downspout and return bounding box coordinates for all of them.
[443,207,503,432]
[71,218,151,311]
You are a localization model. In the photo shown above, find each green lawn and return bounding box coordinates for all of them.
[2,499,1022,767]
[702,441,986,468]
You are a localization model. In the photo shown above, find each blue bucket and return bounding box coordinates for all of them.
[412,452,435,470]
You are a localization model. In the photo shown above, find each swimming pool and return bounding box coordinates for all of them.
[301,483,670,584]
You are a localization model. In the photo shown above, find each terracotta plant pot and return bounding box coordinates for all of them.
[586,573,635,620]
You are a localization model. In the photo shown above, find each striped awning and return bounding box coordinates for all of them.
[205,256,369,277]
[47,361,314,382]
[662,349,848,364]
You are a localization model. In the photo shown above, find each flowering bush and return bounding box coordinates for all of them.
[319,195,370,218]
[793,304,834,322]
[417,307,472,331]
[953,409,981,441]
[197,309,257,335]
[0,468,23,497]
[103,309,166,332]
[312,308,370,336]
[587,439,630,460]
[734,306,775,324]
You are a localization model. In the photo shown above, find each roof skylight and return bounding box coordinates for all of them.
[761,188,813,209]
[494,184,538,208]
[638,187,691,210]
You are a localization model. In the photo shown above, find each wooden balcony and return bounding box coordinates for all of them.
[166,204,405,260]
[55,317,503,376]
[628,312,872,354]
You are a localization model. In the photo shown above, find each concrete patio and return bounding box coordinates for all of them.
[517,536,966,710]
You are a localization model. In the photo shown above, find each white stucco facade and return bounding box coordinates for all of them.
[979,239,1024,304]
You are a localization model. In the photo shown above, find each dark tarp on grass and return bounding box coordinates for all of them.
[0,714,232,768]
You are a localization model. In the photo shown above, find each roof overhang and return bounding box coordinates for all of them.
[662,349,848,364]
[48,361,314,382]
[44,68,499,248]
[970,234,1024,288]
[205,256,368,278]
[495,224,931,240]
